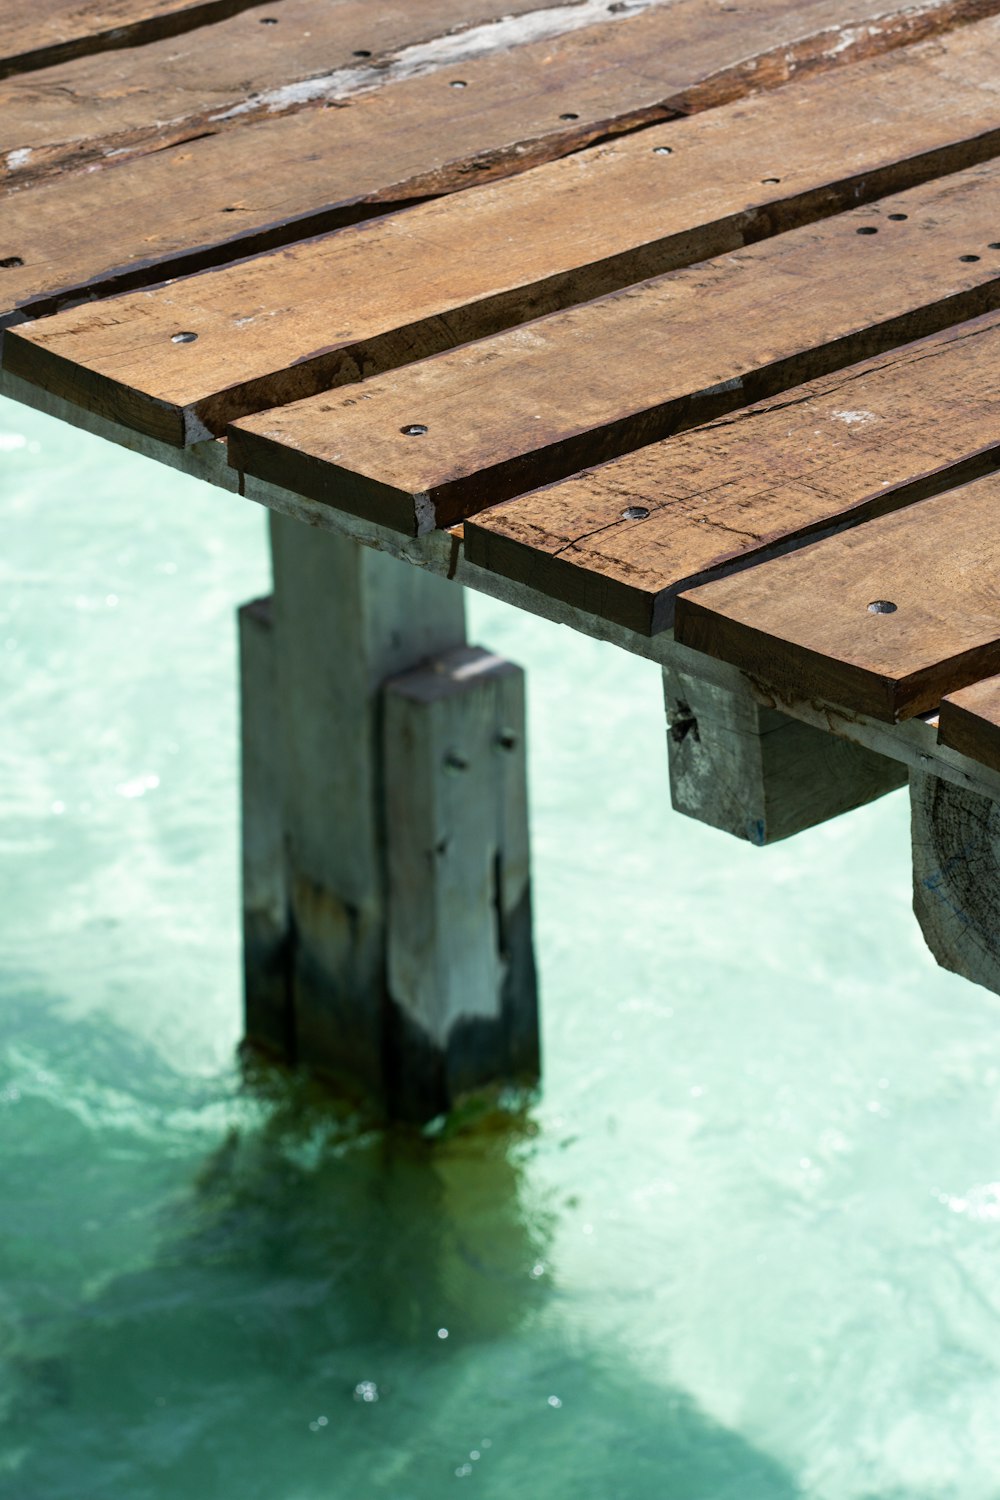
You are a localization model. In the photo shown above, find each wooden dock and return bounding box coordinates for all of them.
[4,0,1000,1119]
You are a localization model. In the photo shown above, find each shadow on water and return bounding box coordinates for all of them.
[0,984,802,1500]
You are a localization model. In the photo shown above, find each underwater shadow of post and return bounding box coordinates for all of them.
[1,988,802,1500]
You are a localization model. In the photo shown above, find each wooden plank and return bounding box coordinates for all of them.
[911,769,1000,998]
[0,0,581,188]
[5,21,999,399]
[220,162,1000,527]
[3,0,996,196]
[674,471,1000,723]
[938,676,1000,771]
[464,313,1000,634]
[0,0,276,80]
[11,13,1000,331]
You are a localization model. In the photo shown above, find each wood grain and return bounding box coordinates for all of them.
[938,677,1000,771]
[464,314,1000,634]
[0,0,576,187]
[674,472,1000,722]
[221,163,1000,529]
[11,19,1000,426]
[5,18,1000,362]
[4,0,996,195]
[0,0,276,80]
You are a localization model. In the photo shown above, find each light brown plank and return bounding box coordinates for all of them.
[5,19,1000,362]
[463,314,1000,634]
[938,677,1000,771]
[674,472,1000,722]
[0,0,275,80]
[3,0,996,193]
[10,22,1000,425]
[220,162,1000,528]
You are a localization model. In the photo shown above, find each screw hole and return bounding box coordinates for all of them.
[761,176,780,184]
[621,505,650,521]
[171,331,198,344]
[653,145,673,155]
[888,212,908,221]
[221,206,238,213]
[258,15,278,22]
[401,423,427,436]
[559,112,579,120]
[444,752,469,772]
[960,254,981,262]
[0,255,24,268]
[990,243,1000,250]
[867,599,897,614]
[497,730,518,751]
[450,79,467,88]
[352,48,371,57]
[856,226,878,235]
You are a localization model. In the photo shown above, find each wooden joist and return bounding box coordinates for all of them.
[0,0,275,80]
[674,472,1000,723]
[5,1,996,324]
[464,313,1000,634]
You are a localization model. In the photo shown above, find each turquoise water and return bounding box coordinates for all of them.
[4,393,1000,1499]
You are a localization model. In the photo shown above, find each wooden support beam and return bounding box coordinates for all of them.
[664,659,905,843]
[383,647,538,1116]
[911,768,1000,997]
[249,512,537,1119]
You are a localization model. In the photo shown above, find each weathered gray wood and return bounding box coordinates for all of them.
[239,593,292,1059]
[911,768,1000,996]
[664,662,906,844]
[267,510,468,1110]
[383,646,538,1116]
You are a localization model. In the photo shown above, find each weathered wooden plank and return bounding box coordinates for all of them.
[4,0,996,195]
[674,471,1000,723]
[222,163,1000,526]
[464,313,1000,634]
[0,0,584,187]
[938,676,1000,772]
[664,661,905,842]
[10,15,1000,331]
[0,0,276,80]
[7,24,1000,419]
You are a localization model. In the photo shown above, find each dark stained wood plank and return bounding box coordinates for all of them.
[4,16,1000,334]
[3,0,997,193]
[0,0,578,187]
[463,314,1000,635]
[219,163,1000,527]
[938,677,1000,771]
[674,473,1000,722]
[0,0,276,80]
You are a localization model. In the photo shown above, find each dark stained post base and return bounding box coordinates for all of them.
[239,515,539,1123]
[911,768,1000,997]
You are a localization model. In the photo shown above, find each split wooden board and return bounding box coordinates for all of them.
[674,472,1000,722]
[4,0,992,327]
[1,0,273,79]
[217,161,1000,530]
[463,313,1000,634]
[939,678,1000,770]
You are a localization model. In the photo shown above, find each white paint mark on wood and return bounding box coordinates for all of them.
[213,0,670,119]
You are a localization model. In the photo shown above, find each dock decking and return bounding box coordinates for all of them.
[5,0,1000,1116]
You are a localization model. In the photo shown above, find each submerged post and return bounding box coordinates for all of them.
[239,513,539,1120]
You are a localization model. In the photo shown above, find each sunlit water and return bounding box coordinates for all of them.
[3,394,1000,1499]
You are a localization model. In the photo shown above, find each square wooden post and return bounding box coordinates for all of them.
[239,513,538,1120]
